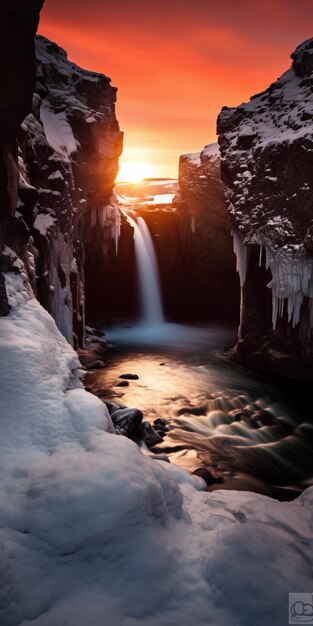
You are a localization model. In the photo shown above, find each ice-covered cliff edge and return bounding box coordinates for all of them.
[218,38,313,376]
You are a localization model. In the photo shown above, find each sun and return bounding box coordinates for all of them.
[117,160,156,183]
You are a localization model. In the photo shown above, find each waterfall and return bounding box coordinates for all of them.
[127,215,165,325]
[108,212,233,347]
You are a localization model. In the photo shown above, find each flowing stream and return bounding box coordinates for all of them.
[87,215,313,500]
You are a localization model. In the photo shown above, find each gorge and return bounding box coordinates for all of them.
[0,3,313,625]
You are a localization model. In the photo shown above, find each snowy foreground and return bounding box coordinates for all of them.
[1,275,313,626]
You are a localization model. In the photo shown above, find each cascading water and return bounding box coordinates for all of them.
[108,210,234,347]
[127,215,165,325]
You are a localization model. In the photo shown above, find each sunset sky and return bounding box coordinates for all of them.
[39,0,313,178]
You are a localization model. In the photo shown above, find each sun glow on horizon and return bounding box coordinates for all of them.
[117,160,157,183]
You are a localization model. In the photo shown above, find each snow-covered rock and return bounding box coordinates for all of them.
[1,273,313,626]
[218,38,313,377]
[6,35,123,346]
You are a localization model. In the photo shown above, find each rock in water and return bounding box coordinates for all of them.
[116,380,129,387]
[153,418,168,430]
[105,401,120,415]
[192,468,224,486]
[90,360,106,369]
[140,422,164,447]
[119,373,139,380]
[110,408,143,438]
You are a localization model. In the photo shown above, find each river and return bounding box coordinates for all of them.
[85,212,313,501]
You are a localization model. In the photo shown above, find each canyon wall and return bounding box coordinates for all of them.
[0,0,44,315]
[218,38,313,377]
[0,25,123,347]
[173,143,239,322]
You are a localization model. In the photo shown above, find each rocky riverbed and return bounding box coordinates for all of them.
[83,322,313,501]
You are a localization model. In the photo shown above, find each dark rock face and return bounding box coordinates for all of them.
[172,144,239,322]
[85,213,135,325]
[0,0,44,144]
[0,1,44,314]
[217,38,313,378]
[1,32,123,346]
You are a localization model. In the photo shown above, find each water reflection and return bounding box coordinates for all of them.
[86,323,313,500]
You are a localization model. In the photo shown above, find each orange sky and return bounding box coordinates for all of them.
[39,0,313,178]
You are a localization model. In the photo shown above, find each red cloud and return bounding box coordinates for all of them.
[39,1,313,177]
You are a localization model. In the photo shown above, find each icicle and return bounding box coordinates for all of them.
[232,232,248,340]
[259,243,263,267]
[89,200,121,256]
[272,295,278,329]
[113,211,121,255]
[265,245,313,330]
[232,232,247,287]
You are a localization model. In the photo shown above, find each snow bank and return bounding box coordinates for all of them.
[1,274,313,626]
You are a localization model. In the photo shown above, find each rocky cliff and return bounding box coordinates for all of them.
[217,38,313,377]
[173,143,239,321]
[1,29,123,347]
[0,0,44,315]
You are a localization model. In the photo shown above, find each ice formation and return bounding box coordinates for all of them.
[90,200,121,255]
[265,246,313,329]
[232,231,313,331]
[232,232,248,288]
